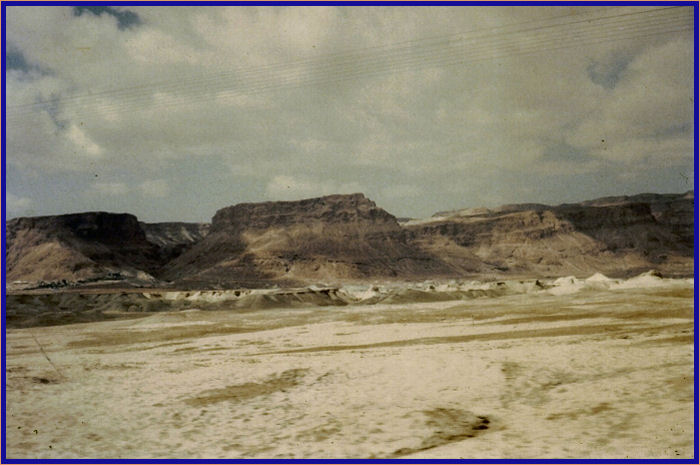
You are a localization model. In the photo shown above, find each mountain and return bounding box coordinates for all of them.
[5,191,694,289]
[5,213,212,288]
[6,212,162,285]
[404,191,694,278]
[160,193,451,287]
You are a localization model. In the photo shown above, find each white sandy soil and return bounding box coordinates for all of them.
[5,277,694,459]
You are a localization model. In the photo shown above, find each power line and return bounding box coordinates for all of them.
[5,6,691,125]
[9,5,686,115]
[9,20,689,126]
[7,5,685,112]
[3,6,622,110]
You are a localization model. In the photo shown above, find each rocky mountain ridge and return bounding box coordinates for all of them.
[5,191,694,289]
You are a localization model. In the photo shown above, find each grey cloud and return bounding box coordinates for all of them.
[6,47,30,72]
[6,43,51,77]
[587,52,634,89]
[541,141,591,164]
[73,5,141,30]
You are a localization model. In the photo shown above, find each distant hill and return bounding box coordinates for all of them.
[4,191,694,289]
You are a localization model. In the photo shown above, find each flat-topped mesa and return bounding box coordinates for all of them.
[6,212,163,285]
[8,211,148,245]
[161,193,451,286]
[210,193,399,233]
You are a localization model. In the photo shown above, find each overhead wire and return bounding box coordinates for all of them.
[8,18,690,126]
[73,19,694,118]
[5,6,692,126]
[211,13,690,97]
[7,8,688,120]
[10,8,685,117]
[6,4,685,114]
[4,6,628,110]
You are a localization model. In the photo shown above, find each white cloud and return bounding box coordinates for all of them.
[265,175,362,201]
[215,92,270,108]
[140,179,170,198]
[92,181,128,195]
[66,124,103,158]
[126,29,199,65]
[381,184,420,200]
[6,193,35,217]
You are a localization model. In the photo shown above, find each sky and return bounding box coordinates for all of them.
[5,4,695,222]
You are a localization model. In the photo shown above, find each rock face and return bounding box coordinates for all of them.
[6,212,162,284]
[404,192,694,278]
[161,193,451,286]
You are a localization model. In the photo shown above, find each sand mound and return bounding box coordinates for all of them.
[611,270,669,289]
[376,288,466,305]
[586,272,613,283]
[232,288,351,310]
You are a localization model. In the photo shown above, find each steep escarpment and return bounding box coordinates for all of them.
[405,192,693,278]
[6,212,162,285]
[161,193,452,286]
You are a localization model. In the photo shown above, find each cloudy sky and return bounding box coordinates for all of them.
[5,5,695,222]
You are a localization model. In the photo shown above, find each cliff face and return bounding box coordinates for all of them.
[405,192,694,278]
[161,193,451,286]
[6,212,162,283]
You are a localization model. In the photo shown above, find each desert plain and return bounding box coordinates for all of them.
[4,3,696,460]
[4,273,694,459]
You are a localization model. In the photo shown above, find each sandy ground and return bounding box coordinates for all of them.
[5,281,694,459]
